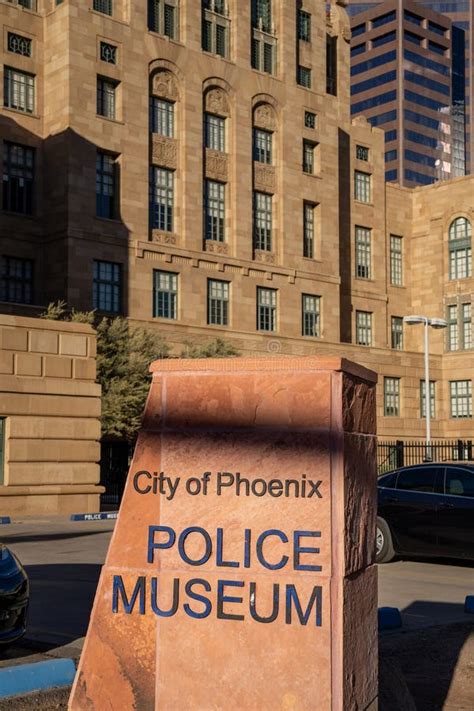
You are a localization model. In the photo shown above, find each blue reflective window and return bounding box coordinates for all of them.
[372,11,396,28]
[352,23,366,37]
[429,40,446,55]
[405,31,422,45]
[404,70,450,96]
[404,169,435,185]
[405,90,447,111]
[372,31,396,48]
[405,149,436,167]
[368,110,397,126]
[405,129,438,149]
[352,90,396,115]
[404,9,422,26]
[404,49,449,77]
[351,43,366,57]
[351,70,396,95]
[385,169,397,181]
[404,109,439,130]
[385,149,397,161]
[428,20,446,37]
[351,50,396,76]
[385,129,397,142]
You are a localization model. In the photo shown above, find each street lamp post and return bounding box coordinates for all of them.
[403,315,447,462]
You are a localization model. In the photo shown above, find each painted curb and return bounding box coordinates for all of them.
[0,658,76,698]
[0,517,11,524]
[378,607,402,631]
[70,512,119,521]
[464,596,474,614]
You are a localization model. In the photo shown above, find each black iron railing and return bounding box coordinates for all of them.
[377,439,473,474]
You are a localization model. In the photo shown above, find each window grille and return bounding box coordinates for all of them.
[100,42,117,64]
[202,1,230,58]
[150,168,174,232]
[391,317,403,350]
[354,170,371,202]
[253,129,272,164]
[93,0,112,16]
[449,217,472,280]
[153,270,178,319]
[450,380,472,419]
[356,310,372,346]
[4,68,35,114]
[356,145,369,161]
[204,181,225,242]
[93,261,121,313]
[390,235,403,285]
[257,287,276,331]
[7,33,32,57]
[355,227,371,279]
[148,0,178,39]
[302,294,320,337]
[303,203,315,258]
[384,377,400,417]
[150,98,174,136]
[298,10,311,42]
[253,192,272,251]
[204,113,225,152]
[208,279,229,326]
[420,380,436,419]
[97,78,117,119]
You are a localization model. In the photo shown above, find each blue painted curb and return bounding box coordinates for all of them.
[0,658,76,698]
[0,517,11,524]
[378,607,402,630]
[465,596,474,614]
[70,512,118,521]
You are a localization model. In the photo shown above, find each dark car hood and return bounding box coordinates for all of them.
[0,546,28,600]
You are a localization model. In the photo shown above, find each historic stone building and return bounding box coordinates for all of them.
[0,0,473,452]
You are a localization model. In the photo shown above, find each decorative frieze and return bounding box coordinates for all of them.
[152,135,178,169]
[151,230,178,245]
[204,88,230,118]
[253,162,276,193]
[205,149,228,182]
[205,240,229,255]
[151,70,179,101]
[254,250,276,265]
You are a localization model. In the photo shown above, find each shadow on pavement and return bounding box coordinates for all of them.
[1,531,110,545]
[380,602,474,711]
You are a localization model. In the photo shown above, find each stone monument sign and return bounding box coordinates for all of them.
[70,356,378,710]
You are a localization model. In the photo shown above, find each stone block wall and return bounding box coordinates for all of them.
[0,315,102,517]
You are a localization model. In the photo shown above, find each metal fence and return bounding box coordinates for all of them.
[377,439,473,474]
[100,441,135,508]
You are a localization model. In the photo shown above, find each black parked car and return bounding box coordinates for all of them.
[377,462,474,564]
[0,544,28,646]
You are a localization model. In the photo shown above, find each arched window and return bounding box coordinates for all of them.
[449,217,472,280]
[252,103,276,165]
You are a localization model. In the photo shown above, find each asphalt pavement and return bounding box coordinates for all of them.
[1,518,473,649]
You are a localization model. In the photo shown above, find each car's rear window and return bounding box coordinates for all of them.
[397,466,437,493]
[378,472,397,488]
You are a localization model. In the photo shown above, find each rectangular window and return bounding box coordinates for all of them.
[208,279,229,326]
[100,42,117,64]
[150,168,174,231]
[153,270,178,319]
[96,152,117,219]
[384,377,400,417]
[326,35,337,95]
[4,68,35,114]
[303,140,315,174]
[7,33,32,57]
[253,128,272,164]
[252,34,276,75]
[303,202,315,259]
[202,1,229,58]
[97,77,117,120]
[257,287,277,332]
[298,10,311,42]
[302,294,320,337]
[252,0,272,33]
[150,97,174,137]
[0,256,33,304]
[463,303,472,350]
[450,380,472,419]
[253,192,272,251]
[356,145,369,161]
[93,0,112,15]
[355,226,371,279]
[93,260,122,314]
[390,235,402,285]
[2,143,34,215]
[391,316,403,350]
[204,180,225,242]
[420,380,436,419]
[354,170,371,203]
[356,310,372,346]
[449,243,472,280]
[297,66,311,89]
[148,0,178,39]
[0,418,4,486]
[204,113,225,152]
[448,304,458,351]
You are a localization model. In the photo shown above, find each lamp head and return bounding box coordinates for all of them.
[430,318,448,329]
[403,315,427,325]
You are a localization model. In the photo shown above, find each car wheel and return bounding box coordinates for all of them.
[376,517,395,564]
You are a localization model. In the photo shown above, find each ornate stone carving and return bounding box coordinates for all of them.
[205,149,229,182]
[152,135,178,169]
[152,71,179,101]
[253,163,276,194]
[151,230,178,245]
[253,103,277,131]
[204,88,230,117]
[254,250,276,265]
[205,240,229,255]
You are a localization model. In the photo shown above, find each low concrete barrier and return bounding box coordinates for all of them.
[0,659,76,699]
